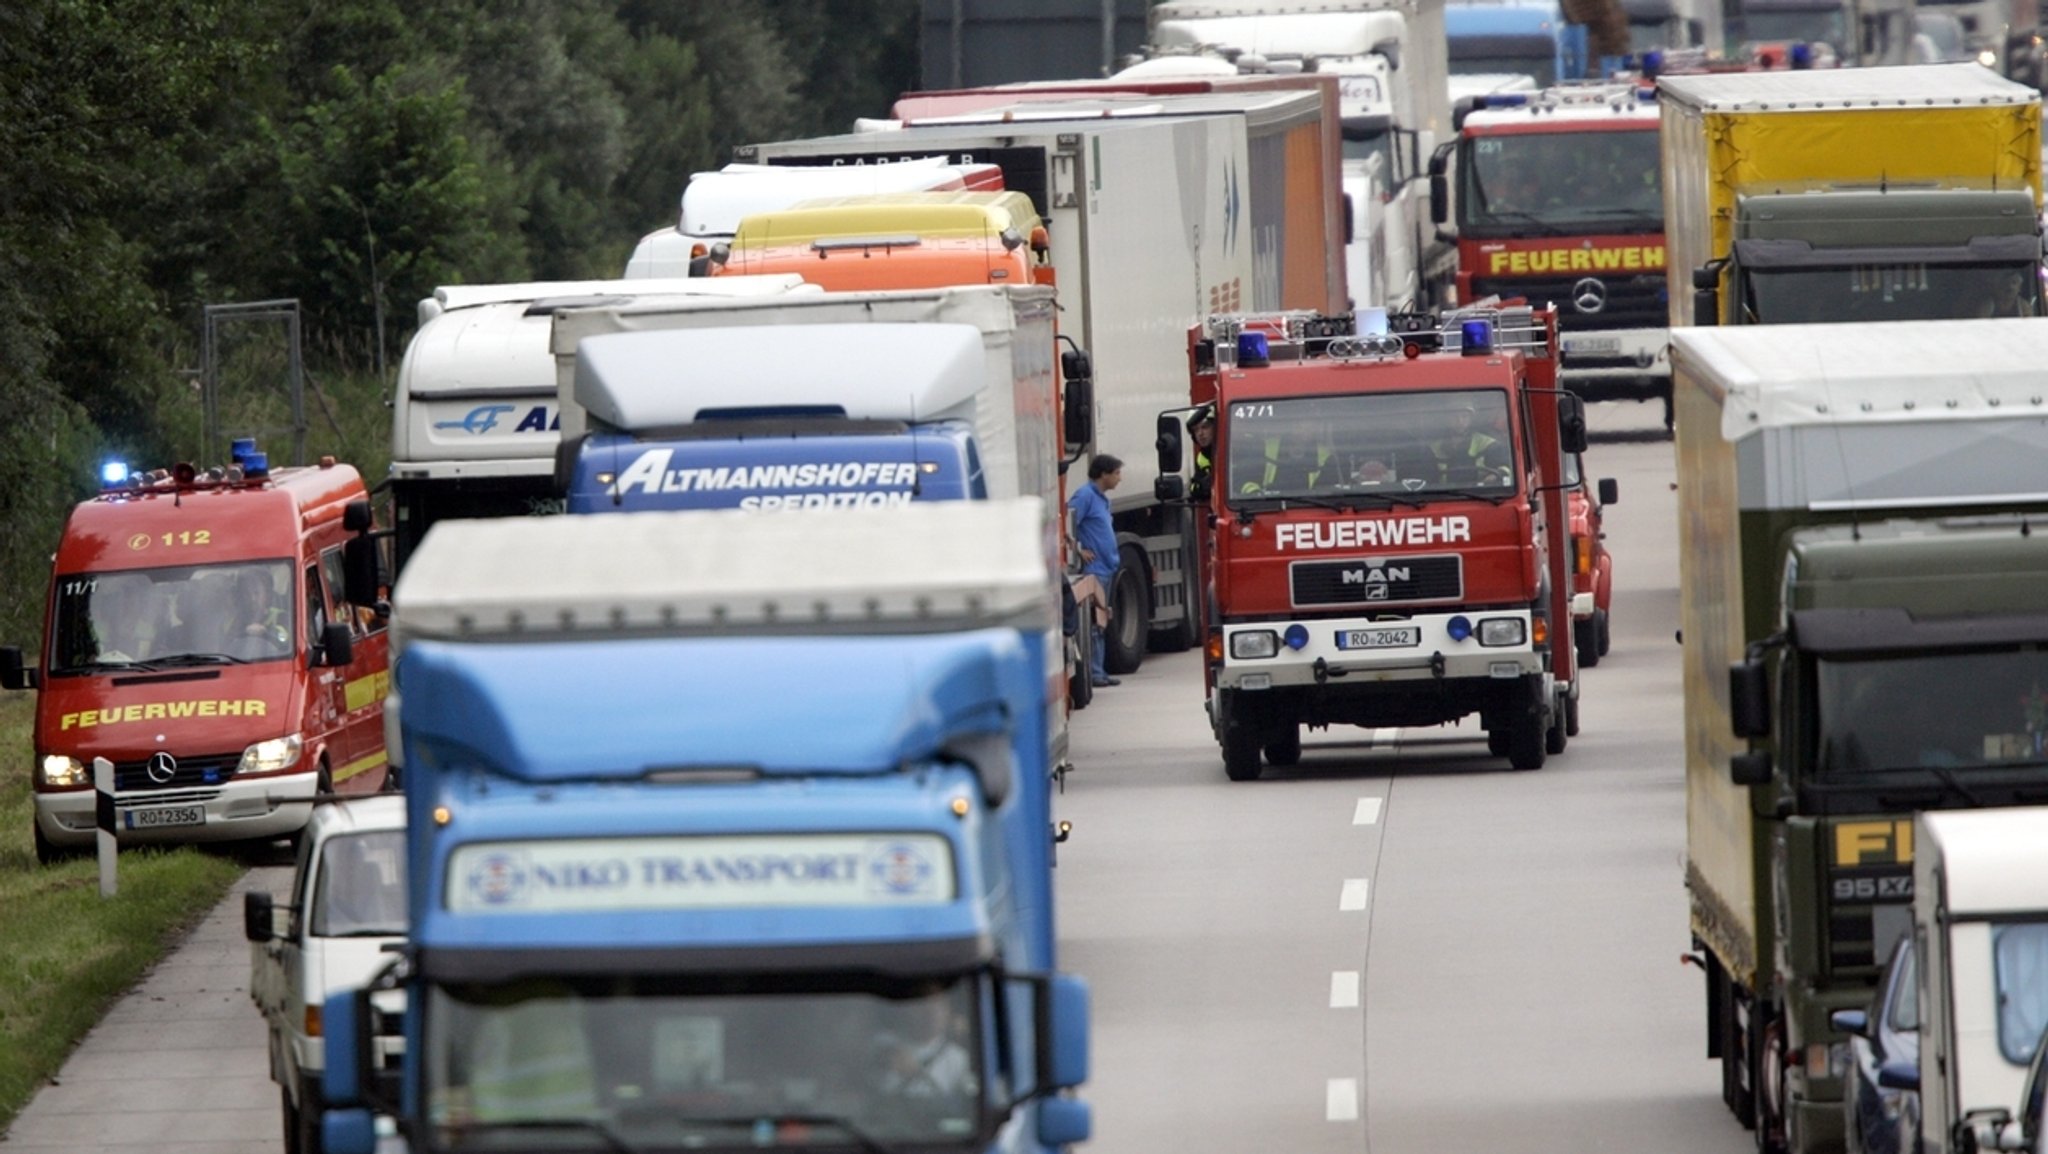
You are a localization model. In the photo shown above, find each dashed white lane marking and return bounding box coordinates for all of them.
[1330,970,1361,1008]
[1339,878,1370,911]
[1352,797,1383,825]
[1327,1077,1361,1121]
[1368,727,1399,748]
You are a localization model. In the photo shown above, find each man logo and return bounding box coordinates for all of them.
[1340,565,1409,584]
[1571,277,1608,315]
[146,751,177,784]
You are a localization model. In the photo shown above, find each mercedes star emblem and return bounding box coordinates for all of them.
[146,751,178,785]
[1571,277,1608,314]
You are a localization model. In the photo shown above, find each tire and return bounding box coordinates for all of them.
[1596,607,1612,657]
[294,1073,324,1154]
[1103,552,1148,675]
[1487,728,1510,757]
[1507,708,1547,770]
[281,1086,302,1154]
[1546,695,1569,756]
[1219,692,1264,782]
[1575,616,1601,668]
[1263,724,1302,767]
[1565,690,1581,738]
[1756,1012,1789,1154]
[33,822,80,866]
[1067,625,1094,711]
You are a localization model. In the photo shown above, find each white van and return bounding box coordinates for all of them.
[246,795,406,1154]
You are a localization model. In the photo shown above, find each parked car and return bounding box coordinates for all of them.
[1564,451,1618,668]
[1836,936,1923,1154]
[246,795,406,1154]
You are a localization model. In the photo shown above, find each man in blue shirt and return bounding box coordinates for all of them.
[1069,453,1123,688]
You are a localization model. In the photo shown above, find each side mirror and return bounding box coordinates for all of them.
[342,535,379,611]
[1829,1008,1870,1037]
[1692,261,1723,327]
[1062,349,1095,459]
[323,990,366,1108]
[1043,974,1090,1092]
[1729,660,1771,738]
[1342,192,1355,245]
[1731,751,1773,787]
[1876,1059,1920,1092]
[342,499,373,534]
[1598,478,1619,506]
[1155,475,1186,502]
[1156,413,1185,476]
[0,645,36,691]
[1429,172,1448,225]
[316,622,354,668]
[244,890,277,943]
[1039,1097,1092,1147]
[321,1112,377,1154]
[1558,394,1589,455]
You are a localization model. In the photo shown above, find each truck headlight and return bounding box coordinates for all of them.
[1477,618,1527,647]
[39,755,87,787]
[238,734,304,774]
[1230,630,1280,659]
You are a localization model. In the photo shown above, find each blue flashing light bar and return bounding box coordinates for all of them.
[1480,94,1530,109]
[1460,319,1494,356]
[1237,332,1271,367]
[100,461,129,488]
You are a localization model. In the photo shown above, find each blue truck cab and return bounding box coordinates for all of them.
[561,323,1006,515]
[319,500,1089,1154]
[1446,0,1593,85]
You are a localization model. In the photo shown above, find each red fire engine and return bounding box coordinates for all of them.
[0,443,391,862]
[1162,306,1586,779]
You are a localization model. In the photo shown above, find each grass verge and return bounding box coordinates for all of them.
[0,693,247,1130]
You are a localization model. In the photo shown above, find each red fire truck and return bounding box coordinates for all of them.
[1160,306,1586,779]
[0,444,391,862]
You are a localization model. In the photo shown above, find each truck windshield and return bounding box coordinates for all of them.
[312,830,407,937]
[1993,922,2048,1065]
[48,560,295,672]
[1743,262,2042,324]
[1447,43,1559,86]
[1459,128,1662,236]
[1814,649,2048,774]
[1225,390,1517,503]
[423,974,985,1150]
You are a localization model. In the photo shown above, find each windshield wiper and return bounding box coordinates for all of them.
[1471,210,1570,236]
[148,652,248,667]
[690,1114,896,1154]
[1326,487,1425,510]
[1426,487,1514,505]
[1923,762,1986,807]
[448,1118,637,1154]
[50,659,161,675]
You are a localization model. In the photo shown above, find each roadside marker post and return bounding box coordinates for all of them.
[94,755,116,897]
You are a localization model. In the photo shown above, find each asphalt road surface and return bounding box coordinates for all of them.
[1057,399,1754,1153]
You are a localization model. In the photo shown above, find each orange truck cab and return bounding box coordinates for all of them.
[0,442,392,863]
[707,190,1054,291]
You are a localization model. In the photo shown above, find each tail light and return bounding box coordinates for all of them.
[1576,535,1593,576]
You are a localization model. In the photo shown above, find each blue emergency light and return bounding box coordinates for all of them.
[1460,319,1494,356]
[1283,623,1311,651]
[100,461,129,488]
[242,451,269,477]
[1237,332,1271,367]
[1447,615,1474,642]
[230,437,257,464]
[1789,42,1813,67]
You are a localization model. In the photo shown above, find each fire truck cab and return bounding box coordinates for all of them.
[0,443,392,863]
[1161,307,1585,778]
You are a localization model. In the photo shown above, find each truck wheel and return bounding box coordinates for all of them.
[1575,617,1601,668]
[1218,692,1264,782]
[1545,696,1568,756]
[294,1073,324,1154]
[1755,1013,1789,1154]
[1565,691,1581,738]
[1507,709,1547,770]
[1263,725,1302,767]
[1067,626,1094,711]
[1596,608,1611,657]
[1486,728,1510,757]
[33,823,80,866]
[1103,549,1148,675]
